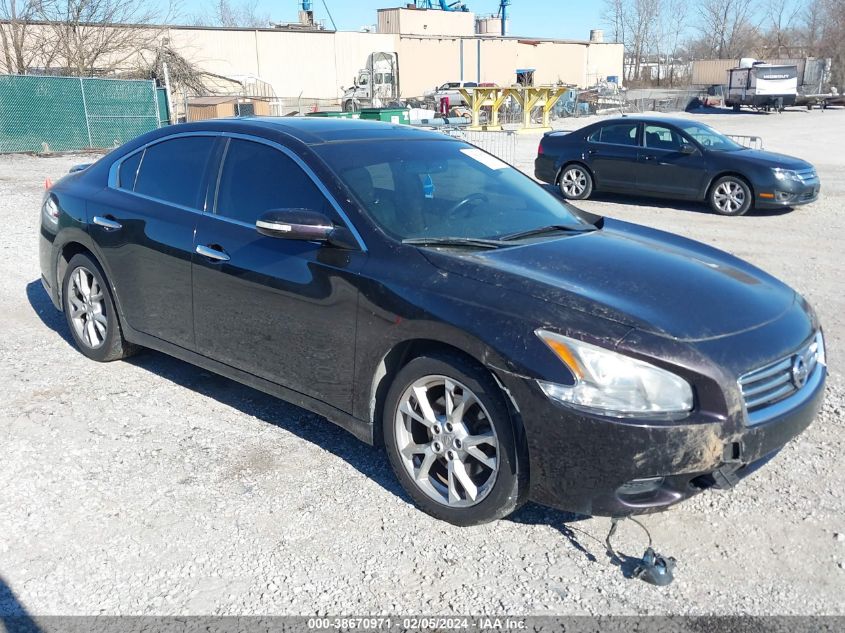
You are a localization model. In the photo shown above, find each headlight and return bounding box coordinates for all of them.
[813,331,826,367]
[535,330,694,418]
[772,168,802,182]
[42,197,60,225]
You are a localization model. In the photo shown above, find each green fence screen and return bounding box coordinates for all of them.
[0,75,169,153]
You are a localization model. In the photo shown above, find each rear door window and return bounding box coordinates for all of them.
[593,123,639,146]
[133,136,216,209]
[214,138,330,225]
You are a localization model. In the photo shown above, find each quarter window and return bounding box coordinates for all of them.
[215,139,330,225]
[118,150,143,190]
[133,136,216,209]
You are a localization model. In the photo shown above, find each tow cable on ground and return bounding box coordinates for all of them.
[605,516,677,586]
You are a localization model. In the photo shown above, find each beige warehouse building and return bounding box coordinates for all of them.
[1,5,623,108]
[161,5,622,103]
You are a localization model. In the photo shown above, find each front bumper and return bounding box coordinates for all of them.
[497,363,826,517]
[756,179,820,208]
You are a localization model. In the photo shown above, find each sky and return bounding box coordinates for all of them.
[194,1,607,42]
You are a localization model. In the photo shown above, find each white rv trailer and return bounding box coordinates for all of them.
[725,61,799,111]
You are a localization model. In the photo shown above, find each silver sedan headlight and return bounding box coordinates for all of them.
[535,330,694,418]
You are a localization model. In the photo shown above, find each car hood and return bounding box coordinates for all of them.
[728,148,812,170]
[422,219,796,342]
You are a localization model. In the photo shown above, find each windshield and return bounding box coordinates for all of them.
[676,122,745,152]
[316,140,592,242]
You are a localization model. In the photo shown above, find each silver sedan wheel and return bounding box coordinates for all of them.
[713,180,747,214]
[560,167,588,197]
[68,267,107,349]
[394,375,499,508]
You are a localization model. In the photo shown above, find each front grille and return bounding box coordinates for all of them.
[739,337,820,414]
[801,190,817,201]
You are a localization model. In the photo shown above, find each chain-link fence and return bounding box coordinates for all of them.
[271,96,343,116]
[0,75,169,153]
[621,88,700,114]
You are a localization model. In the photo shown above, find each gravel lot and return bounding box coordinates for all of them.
[1,108,843,617]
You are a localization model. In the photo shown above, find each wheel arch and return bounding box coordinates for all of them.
[54,235,125,322]
[368,338,526,455]
[556,160,596,191]
[56,237,101,311]
[706,171,755,201]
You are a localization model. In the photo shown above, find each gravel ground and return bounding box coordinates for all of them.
[1,108,843,617]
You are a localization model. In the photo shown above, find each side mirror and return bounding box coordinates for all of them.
[680,144,697,155]
[256,209,334,242]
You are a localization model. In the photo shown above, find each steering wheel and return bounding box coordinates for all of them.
[447,193,489,218]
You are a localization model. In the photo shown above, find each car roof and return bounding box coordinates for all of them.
[165,116,449,146]
[596,116,702,128]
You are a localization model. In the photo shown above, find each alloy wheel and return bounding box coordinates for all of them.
[68,266,108,349]
[394,375,499,508]
[713,180,747,214]
[561,167,588,197]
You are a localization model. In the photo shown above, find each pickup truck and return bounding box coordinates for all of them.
[424,81,479,107]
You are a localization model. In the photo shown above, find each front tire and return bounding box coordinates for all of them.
[709,176,753,216]
[558,164,593,200]
[62,253,137,362]
[383,354,526,526]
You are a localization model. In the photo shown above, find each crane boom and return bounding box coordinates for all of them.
[497,0,511,36]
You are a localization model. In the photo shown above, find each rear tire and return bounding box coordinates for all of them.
[383,353,527,526]
[709,176,753,216]
[62,253,137,362]
[558,164,593,200]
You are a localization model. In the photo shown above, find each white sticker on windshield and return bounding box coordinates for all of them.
[460,148,508,170]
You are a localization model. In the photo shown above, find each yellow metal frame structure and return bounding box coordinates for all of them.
[458,86,570,132]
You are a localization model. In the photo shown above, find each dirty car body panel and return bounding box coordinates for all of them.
[39,117,826,518]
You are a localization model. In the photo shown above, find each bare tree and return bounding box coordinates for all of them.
[762,0,802,56]
[662,0,690,85]
[133,43,207,95]
[695,0,758,58]
[41,0,177,76]
[799,0,823,48]
[0,0,57,73]
[814,0,845,87]
[192,0,269,28]
[603,0,660,83]
[602,0,627,47]
[630,0,661,83]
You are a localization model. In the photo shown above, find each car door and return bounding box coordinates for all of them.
[637,123,708,198]
[585,121,641,190]
[87,134,219,349]
[191,136,365,412]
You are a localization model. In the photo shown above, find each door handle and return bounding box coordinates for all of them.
[92,215,122,230]
[643,155,656,161]
[196,244,230,262]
